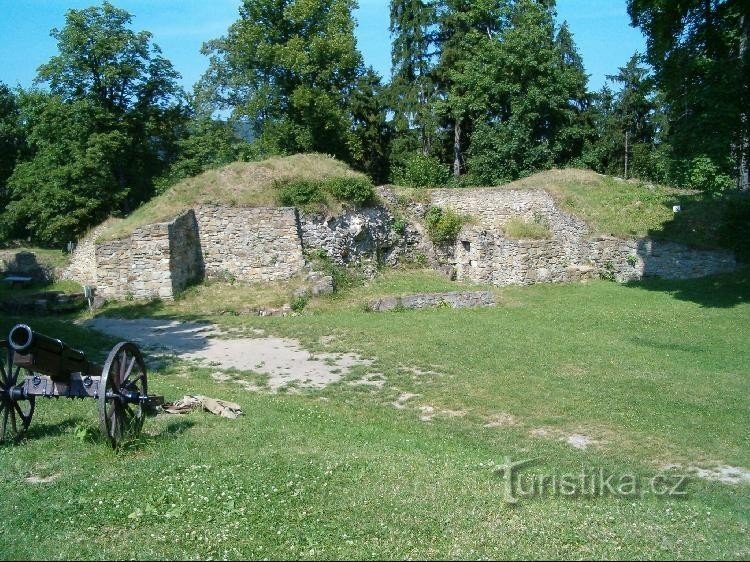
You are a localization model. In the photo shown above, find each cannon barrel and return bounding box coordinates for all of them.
[8,324,98,381]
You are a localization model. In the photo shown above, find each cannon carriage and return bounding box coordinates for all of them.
[0,324,162,447]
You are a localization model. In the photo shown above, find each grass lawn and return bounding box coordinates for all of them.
[0,270,748,559]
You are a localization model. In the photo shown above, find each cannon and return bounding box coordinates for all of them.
[0,324,163,447]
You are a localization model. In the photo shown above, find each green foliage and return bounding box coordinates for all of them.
[392,217,407,236]
[3,93,128,245]
[2,2,185,244]
[388,0,438,156]
[0,83,24,227]
[469,121,553,185]
[276,176,375,209]
[628,0,748,176]
[324,177,376,207]
[155,118,246,195]
[425,206,465,243]
[394,154,450,187]
[685,156,735,193]
[349,68,392,183]
[304,249,363,293]
[276,180,326,208]
[198,0,366,165]
[290,294,308,312]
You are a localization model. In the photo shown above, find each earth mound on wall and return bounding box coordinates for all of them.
[98,153,368,242]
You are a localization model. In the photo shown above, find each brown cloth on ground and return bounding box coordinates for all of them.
[163,395,243,419]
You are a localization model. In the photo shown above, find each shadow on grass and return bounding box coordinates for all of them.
[118,418,197,453]
[21,417,87,442]
[93,299,210,324]
[625,267,750,309]
[646,191,750,260]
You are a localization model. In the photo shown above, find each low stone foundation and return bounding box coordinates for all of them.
[368,291,496,312]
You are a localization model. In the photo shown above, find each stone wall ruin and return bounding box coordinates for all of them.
[63,186,738,300]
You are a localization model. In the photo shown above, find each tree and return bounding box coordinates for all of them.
[628,0,750,189]
[154,116,248,193]
[198,0,366,164]
[349,68,392,183]
[434,0,510,177]
[3,92,128,245]
[552,21,593,165]
[35,1,185,207]
[466,0,591,184]
[2,2,185,244]
[0,83,24,224]
[389,0,438,157]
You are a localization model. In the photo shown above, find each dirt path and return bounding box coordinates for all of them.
[85,318,371,391]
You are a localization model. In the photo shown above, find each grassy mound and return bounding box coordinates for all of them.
[99,154,368,241]
[494,169,734,249]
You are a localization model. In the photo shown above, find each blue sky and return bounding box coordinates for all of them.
[0,0,645,94]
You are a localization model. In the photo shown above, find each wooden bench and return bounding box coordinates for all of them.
[3,275,33,288]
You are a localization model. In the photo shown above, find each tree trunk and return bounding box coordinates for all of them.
[739,12,750,190]
[624,130,629,180]
[453,118,462,177]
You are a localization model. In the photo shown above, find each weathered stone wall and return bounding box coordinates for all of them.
[92,211,203,300]
[94,238,132,299]
[368,291,496,312]
[450,228,737,286]
[453,229,574,285]
[430,188,737,285]
[299,206,421,266]
[63,223,111,285]
[588,237,737,282]
[431,188,589,247]
[195,206,305,282]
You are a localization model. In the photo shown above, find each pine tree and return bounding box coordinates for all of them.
[389,0,438,157]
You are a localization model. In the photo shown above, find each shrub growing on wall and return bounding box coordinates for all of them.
[277,180,326,207]
[276,177,375,209]
[425,206,464,243]
[324,177,375,207]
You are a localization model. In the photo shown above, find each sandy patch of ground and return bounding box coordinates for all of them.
[86,318,372,392]
[661,463,750,485]
[25,473,60,484]
[348,372,386,389]
[483,412,520,428]
[391,392,420,410]
[418,405,467,422]
[531,427,601,450]
[399,365,445,377]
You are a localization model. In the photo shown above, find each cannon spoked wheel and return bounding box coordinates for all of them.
[0,341,35,443]
[98,342,147,448]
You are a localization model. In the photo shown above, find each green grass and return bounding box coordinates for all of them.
[503,216,552,240]
[0,247,71,270]
[0,279,82,303]
[1,271,749,559]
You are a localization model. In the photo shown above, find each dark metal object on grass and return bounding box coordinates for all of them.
[0,324,163,447]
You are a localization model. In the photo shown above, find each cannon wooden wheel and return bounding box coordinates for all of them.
[98,342,148,448]
[0,341,35,443]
